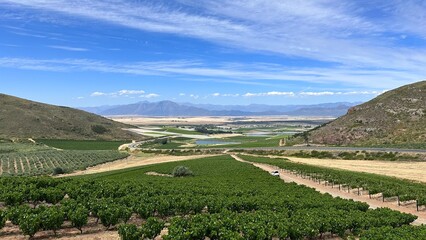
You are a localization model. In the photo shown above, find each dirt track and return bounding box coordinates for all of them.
[230,154,426,225]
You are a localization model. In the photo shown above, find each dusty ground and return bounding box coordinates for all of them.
[230,155,426,225]
[59,154,218,177]
[0,217,121,240]
[281,156,426,183]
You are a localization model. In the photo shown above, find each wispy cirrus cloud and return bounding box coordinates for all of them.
[0,57,420,89]
[49,45,88,51]
[233,90,387,98]
[2,0,426,72]
[299,90,387,96]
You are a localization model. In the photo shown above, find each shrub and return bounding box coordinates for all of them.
[40,206,64,235]
[172,166,194,177]
[68,205,88,233]
[98,206,123,229]
[19,213,41,238]
[141,217,164,239]
[118,224,142,240]
[52,167,65,175]
[0,210,6,230]
[91,125,108,134]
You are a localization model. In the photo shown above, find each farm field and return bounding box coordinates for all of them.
[0,142,129,176]
[237,155,426,206]
[286,156,426,183]
[61,153,219,177]
[36,139,131,150]
[111,116,332,126]
[140,135,285,149]
[0,155,423,239]
[0,150,129,176]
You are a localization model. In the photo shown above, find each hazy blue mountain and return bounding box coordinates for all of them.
[79,101,359,117]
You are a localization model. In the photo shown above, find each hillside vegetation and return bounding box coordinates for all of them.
[0,94,140,140]
[294,81,426,147]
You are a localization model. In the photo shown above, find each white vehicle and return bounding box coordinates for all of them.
[270,170,280,176]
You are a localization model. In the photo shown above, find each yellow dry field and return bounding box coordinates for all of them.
[285,156,426,183]
[59,154,219,177]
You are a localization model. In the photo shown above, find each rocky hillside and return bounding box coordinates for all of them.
[303,81,426,147]
[0,94,140,140]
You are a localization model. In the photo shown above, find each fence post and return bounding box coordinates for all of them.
[358,187,360,195]
[417,200,419,212]
[397,196,400,206]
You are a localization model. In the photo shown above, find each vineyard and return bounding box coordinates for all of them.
[0,155,423,239]
[0,150,129,176]
[36,139,130,150]
[237,154,426,207]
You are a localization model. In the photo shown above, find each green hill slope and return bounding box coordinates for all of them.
[0,93,140,140]
[301,81,426,147]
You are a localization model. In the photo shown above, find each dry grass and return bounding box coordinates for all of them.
[59,154,219,177]
[286,156,426,183]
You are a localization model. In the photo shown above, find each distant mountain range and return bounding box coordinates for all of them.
[80,101,360,117]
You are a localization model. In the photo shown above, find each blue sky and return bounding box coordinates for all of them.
[0,0,425,107]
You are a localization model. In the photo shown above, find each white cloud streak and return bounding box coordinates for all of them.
[0,57,421,89]
[0,1,426,90]
[2,0,426,71]
[243,91,295,97]
[90,89,159,98]
[48,45,88,51]
[243,90,387,97]
[141,93,159,98]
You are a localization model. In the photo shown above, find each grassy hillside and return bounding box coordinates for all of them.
[293,81,426,148]
[0,93,141,140]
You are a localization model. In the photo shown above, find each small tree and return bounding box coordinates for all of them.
[91,125,108,134]
[302,131,310,146]
[172,166,194,177]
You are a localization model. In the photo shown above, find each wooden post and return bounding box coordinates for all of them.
[417,200,419,212]
[397,196,400,206]
[358,187,360,195]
